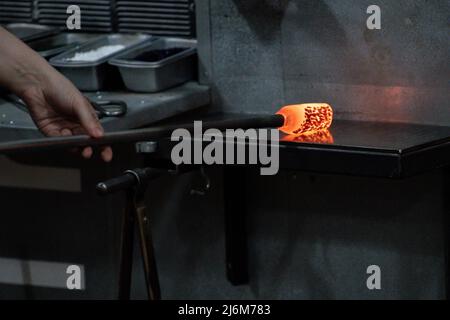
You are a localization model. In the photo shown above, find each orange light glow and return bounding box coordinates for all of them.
[282,129,334,144]
[277,103,333,135]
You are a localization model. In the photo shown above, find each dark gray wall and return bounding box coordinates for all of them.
[131,168,446,299]
[198,0,449,126]
[0,148,136,299]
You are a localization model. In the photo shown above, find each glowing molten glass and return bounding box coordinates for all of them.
[282,129,334,144]
[277,103,333,135]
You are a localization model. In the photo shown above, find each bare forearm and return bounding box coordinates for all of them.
[0,27,57,95]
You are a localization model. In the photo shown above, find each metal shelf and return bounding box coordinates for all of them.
[153,114,450,179]
[277,119,450,178]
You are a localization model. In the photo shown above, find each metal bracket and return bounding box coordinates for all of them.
[445,167,449,300]
[190,166,211,196]
[223,166,249,285]
[135,141,158,154]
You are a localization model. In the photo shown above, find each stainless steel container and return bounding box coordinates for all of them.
[109,38,197,93]
[5,23,59,42]
[49,34,154,91]
[27,33,103,59]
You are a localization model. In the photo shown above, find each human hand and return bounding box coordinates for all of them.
[20,76,113,162]
[0,26,112,161]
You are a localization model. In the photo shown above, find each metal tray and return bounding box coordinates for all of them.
[27,33,103,59]
[5,23,60,42]
[109,38,197,93]
[49,34,154,91]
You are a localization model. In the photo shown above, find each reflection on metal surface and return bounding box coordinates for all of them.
[282,129,334,144]
[277,103,333,135]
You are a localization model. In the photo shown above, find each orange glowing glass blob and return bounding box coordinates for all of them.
[282,129,334,144]
[277,103,333,135]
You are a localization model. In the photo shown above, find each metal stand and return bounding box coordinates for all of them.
[223,166,249,285]
[97,168,163,300]
[445,167,449,300]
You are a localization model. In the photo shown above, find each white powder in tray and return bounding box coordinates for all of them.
[65,44,126,62]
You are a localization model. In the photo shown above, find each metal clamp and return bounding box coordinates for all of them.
[190,166,211,196]
[135,141,158,154]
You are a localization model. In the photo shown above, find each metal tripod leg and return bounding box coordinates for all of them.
[135,192,161,300]
[117,187,161,300]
